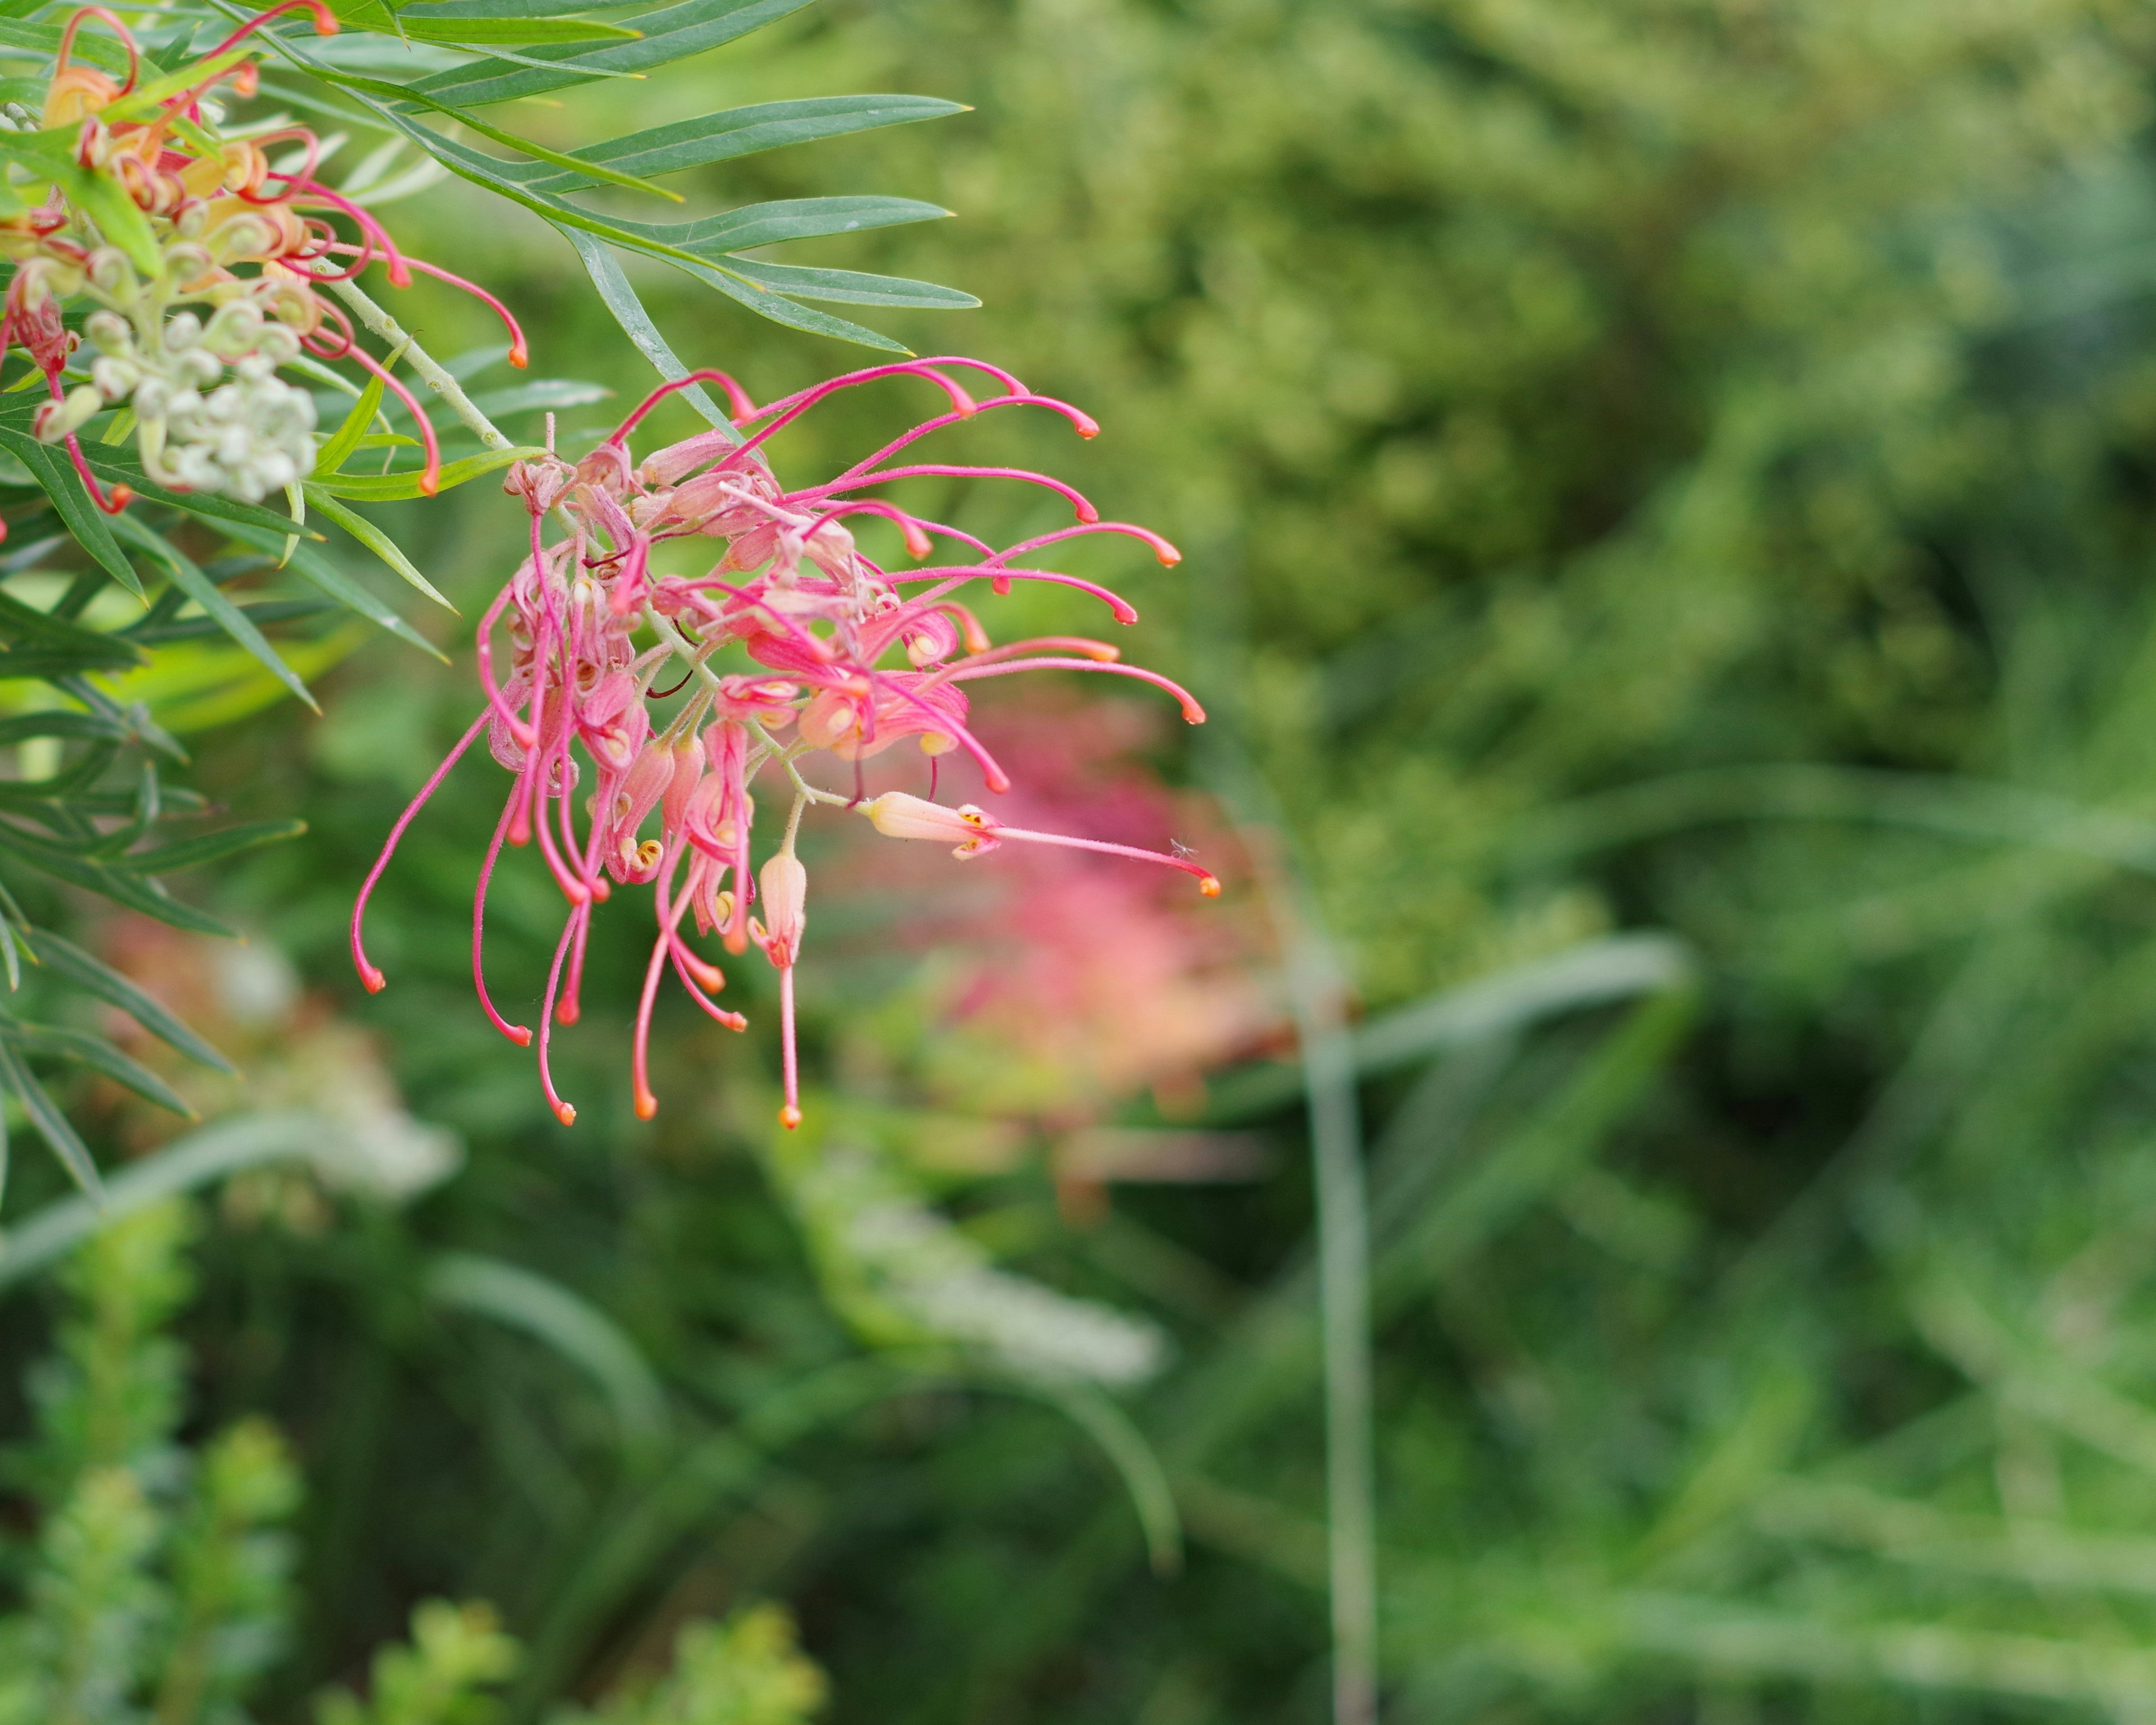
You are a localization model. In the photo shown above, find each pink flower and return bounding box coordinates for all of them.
[352,359,1217,1130]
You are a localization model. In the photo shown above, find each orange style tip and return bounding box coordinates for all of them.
[589,877,611,902]
[1074,416,1100,438]
[387,263,412,289]
[509,1025,533,1047]
[1199,875,1221,898]
[509,345,529,369]
[554,1102,577,1125]
[634,1092,657,1120]
[107,483,133,513]
[418,472,439,497]
[1077,504,1100,523]
[360,966,386,993]
[1157,547,1182,566]
[779,1104,803,1130]
[557,998,579,1025]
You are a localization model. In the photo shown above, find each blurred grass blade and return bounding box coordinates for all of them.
[23,929,233,1073]
[425,1252,670,1455]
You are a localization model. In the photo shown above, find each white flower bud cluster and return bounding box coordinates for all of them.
[0,101,35,134]
[57,297,318,501]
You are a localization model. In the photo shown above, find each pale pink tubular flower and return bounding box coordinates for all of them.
[352,359,1216,1129]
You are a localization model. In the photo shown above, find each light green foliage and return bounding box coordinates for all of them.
[314,1601,521,1725]
[0,1201,298,1725]
[555,1606,826,1725]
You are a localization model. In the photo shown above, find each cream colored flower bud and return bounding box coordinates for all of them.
[755,851,808,967]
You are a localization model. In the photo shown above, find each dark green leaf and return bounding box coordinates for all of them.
[0,432,144,599]
[22,928,234,1073]
[0,1036,101,1199]
[0,1020,194,1117]
[110,818,307,875]
[109,517,316,713]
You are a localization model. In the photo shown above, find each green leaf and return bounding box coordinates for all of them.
[656,252,912,353]
[0,711,129,747]
[0,1020,194,1117]
[302,487,456,614]
[0,432,144,600]
[58,439,326,543]
[514,94,969,193]
[309,444,543,502]
[0,18,129,72]
[720,258,979,309]
[53,162,164,279]
[305,65,684,202]
[563,229,734,432]
[0,1034,101,1199]
[108,517,316,714]
[314,368,390,478]
[110,818,306,875]
[213,517,446,658]
[0,587,145,662]
[636,194,954,254]
[399,14,641,42]
[401,0,814,107]
[22,929,233,1073]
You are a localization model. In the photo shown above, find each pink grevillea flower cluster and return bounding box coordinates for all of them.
[351,358,1218,1130]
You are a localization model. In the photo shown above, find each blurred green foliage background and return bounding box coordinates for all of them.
[24,0,2156,1718]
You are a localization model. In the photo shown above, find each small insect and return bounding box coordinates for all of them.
[1170,838,1198,860]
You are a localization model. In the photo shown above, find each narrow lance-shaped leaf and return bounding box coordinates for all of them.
[302,488,457,614]
[109,515,316,713]
[721,258,979,310]
[0,1019,195,1117]
[313,367,390,478]
[401,0,816,108]
[563,229,735,433]
[110,818,307,875]
[0,1033,102,1199]
[512,94,969,194]
[22,928,234,1073]
[0,431,144,599]
[216,518,446,660]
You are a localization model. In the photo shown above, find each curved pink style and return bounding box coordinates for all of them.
[355,355,1217,1131]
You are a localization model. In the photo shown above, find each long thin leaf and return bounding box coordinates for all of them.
[721,257,979,309]
[217,518,446,658]
[628,194,953,254]
[22,928,234,1072]
[0,1019,194,1116]
[109,818,306,875]
[401,0,814,108]
[0,1034,101,1199]
[314,367,389,477]
[563,229,734,433]
[656,251,912,353]
[308,444,542,502]
[514,93,967,193]
[426,1252,671,1453]
[300,488,455,614]
[109,515,315,713]
[0,432,143,599]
